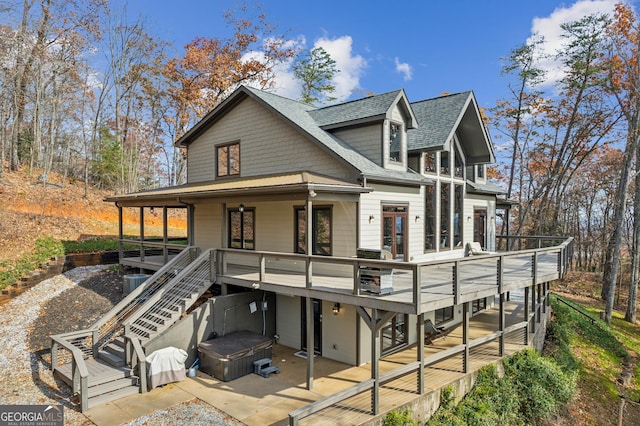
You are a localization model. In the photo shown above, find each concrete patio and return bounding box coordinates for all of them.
[84,299,534,426]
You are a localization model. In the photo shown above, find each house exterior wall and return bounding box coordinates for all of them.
[359,183,423,259]
[187,96,352,183]
[193,199,356,257]
[464,193,496,252]
[331,124,382,165]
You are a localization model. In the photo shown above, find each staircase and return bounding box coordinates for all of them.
[50,247,216,412]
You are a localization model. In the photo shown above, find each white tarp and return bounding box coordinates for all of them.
[146,346,188,390]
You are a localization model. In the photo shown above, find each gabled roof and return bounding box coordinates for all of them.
[408,92,495,164]
[177,85,425,186]
[309,89,417,129]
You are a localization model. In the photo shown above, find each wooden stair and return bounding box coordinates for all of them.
[55,355,140,409]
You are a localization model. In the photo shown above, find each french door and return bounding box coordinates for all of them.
[382,206,407,261]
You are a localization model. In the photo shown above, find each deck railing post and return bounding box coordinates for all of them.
[92,329,99,359]
[353,260,361,295]
[210,250,216,283]
[305,257,312,289]
[414,265,421,307]
[259,253,266,282]
[417,313,425,394]
[453,261,460,305]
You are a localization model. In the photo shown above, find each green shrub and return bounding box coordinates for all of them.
[382,408,418,426]
[503,349,576,421]
[0,237,65,290]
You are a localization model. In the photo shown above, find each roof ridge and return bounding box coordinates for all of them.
[243,85,314,109]
[312,89,403,112]
[411,91,471,105]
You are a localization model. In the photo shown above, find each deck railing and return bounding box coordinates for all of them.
[286,236,571,425]
[216,236,573,315]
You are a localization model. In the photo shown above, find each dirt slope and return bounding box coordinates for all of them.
[0,169,122,264]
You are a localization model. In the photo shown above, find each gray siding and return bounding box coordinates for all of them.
[331,124,382,165]
[187,97,352,183]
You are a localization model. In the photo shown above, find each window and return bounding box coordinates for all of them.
[425,185,436,251]
[435,306,454,325]
[454,184,463,248]
[217,142,240,177]
[440,151,450,176]
[424,152,437,174]
[440,184,450,249]
[477,164,485,179]
[228,206,254,249]
[295,206,332,255]
[389,122,402,162]
[454,146,464,178]
[472,298,487,314]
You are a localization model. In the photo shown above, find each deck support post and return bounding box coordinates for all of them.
[498,257,504,356]
[163,206,168,264]
[371,309,380,415]
[118,206,123,264]
[523,286,530,345]
[531,283,537,334]
[305,297,314,390]
[462,302,469,373]
[453,262,460,305]
[537,283,542,322]
[499,293,505,357]
[139,207,145,269]
[417,313,425,394]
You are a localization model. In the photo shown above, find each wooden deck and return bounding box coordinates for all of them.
[217,250,559,315]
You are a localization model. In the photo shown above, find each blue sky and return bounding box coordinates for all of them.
[122,0,619,108]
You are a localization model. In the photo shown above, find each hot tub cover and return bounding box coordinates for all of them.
[198,330,273,361]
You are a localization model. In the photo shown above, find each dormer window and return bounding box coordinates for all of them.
[477,164,485,179]
[389,122,402,162]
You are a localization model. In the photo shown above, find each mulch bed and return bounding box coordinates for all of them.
[29,269,127,352]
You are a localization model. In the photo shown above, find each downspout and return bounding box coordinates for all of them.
[177,197,195,247]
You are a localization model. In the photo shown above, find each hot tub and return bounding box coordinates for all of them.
[197,331,274,382]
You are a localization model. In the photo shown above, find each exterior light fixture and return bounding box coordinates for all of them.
[415,215,421,222]
[239,204,244,212]
[332,302,341,315]
[369,215,375,223]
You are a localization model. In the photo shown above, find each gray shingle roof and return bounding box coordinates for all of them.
[309,90,403,127]
[466,179,506,195]
[243,86,424,184]
[407,92,471,151]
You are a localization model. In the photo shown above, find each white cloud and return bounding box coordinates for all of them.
[314,35,367,102]
[394,57,413,81]
[528,0,618,86]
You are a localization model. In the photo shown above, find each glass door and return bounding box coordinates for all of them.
[381,313,408,354]
[383,206,407,260]
[474,209,487,249]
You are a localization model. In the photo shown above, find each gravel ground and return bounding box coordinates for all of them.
[0,266,243,426]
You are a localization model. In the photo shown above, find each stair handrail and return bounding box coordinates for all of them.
[92,246,200,349]
[50,332,90,411]
[123,333,147,394]
[122,249,215,340]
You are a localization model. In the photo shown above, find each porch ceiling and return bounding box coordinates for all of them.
[104,171,372,207]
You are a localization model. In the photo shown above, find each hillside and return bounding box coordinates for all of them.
[0,169,158,264]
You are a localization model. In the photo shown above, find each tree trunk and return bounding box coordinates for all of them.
[603,128,639,323]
